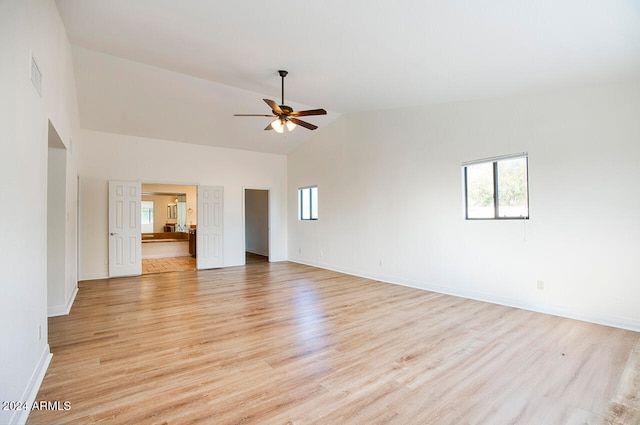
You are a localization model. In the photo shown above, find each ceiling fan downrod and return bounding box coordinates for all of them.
[278,70,288,106]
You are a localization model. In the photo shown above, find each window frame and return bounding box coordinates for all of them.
[141,201,154,225]
[463,153,529,220]
[298,186,318,221]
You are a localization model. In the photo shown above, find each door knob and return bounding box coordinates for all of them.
[110,232,117,236]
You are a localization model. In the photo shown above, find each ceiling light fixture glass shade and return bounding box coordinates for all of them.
[271,118,284,133]
[286,120,296,131]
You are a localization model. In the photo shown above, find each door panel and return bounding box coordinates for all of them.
[109,180,141,277]
[197,186,223,269]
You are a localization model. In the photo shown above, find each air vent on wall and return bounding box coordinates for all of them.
[30,52,42,97]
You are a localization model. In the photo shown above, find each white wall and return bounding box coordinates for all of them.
[288,80,640,332]
[0,1,80,424]
[78,130,288,280]
[245,189,270,256]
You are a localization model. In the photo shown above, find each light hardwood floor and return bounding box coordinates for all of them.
[29,256,640,424]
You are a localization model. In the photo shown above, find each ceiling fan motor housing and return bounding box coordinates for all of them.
[278,105,293,115]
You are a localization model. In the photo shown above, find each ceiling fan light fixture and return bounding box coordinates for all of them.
[234,70,327,132]
[271,118,284,133]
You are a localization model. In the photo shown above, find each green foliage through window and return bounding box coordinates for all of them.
[464,155,529,219]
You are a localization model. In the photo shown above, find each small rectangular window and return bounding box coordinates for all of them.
[141,200,154,233]
[141,201,154,224]
[298,186,318,220]
[464,154,529,219]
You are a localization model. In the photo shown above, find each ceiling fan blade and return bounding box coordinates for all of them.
[263,99,283,115]
[233,114,276,117]
[264,123,273,131]
[289,108,327,117]
[289,117,318,130]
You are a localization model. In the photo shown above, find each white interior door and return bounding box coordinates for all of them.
[197,186,224,269]
[109,180,142,277]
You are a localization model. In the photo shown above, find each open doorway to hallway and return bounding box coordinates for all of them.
[47,121,76,316]
[245,252,269,265]
[141,183,197,275]
[244,189,269,263]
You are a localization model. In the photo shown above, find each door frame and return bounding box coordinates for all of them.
[242,187,271,263]
[108,180,227,275]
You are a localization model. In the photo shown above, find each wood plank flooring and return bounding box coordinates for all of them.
[28,256,640,424]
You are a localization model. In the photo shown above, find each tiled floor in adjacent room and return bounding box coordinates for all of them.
[142,256,196,274]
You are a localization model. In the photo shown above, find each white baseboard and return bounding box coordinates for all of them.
[289,257,640,333]
[80,271,108,281]
[48,285,79,317]
[11,345,52,425]
[246,249,269,257]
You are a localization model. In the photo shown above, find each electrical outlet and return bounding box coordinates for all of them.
[38,325,42,340]
[537,280,544,290]
[379,260,383,267]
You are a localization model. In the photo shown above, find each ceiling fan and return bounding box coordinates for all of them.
[234,70,327,133]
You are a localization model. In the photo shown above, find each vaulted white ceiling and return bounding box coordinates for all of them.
[56,0,640,154]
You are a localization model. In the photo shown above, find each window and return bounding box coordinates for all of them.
[298,186,318,220]
[464,154,529,219]
[141,201,154,233]
[141,201,154,224]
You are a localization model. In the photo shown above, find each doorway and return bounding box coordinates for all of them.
[141,183,197,274]
[109,182,224,276]
[47,121,69,314]
[244,189,269,263]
